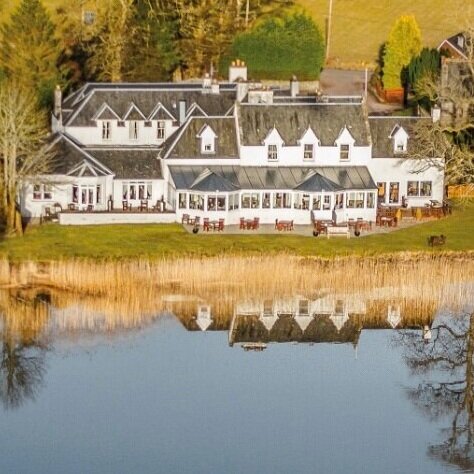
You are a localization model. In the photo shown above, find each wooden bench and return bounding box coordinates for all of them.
[327,225,350,239]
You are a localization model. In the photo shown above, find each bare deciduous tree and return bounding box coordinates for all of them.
[0,82,53,236]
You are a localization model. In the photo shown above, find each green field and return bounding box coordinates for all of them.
[297,0,464,67]
[0,203,472,261]
[1,0,463,69]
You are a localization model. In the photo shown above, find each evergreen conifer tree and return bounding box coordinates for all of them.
[382,15,422,89]
[0,0,65,107]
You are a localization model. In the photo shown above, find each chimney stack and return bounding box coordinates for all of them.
[54,84,62,118]
[202,73,212,92]
[211,79,220,94]
[178,100,186,125]
[229,58,248,83]
[290,75,299,97]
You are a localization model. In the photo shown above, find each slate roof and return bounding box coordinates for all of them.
[48,134,112,176]
[238,103,370,146]
[369,116,431,158]
[231,314,362,345]
[64,85,236,126]
[162,117,239,159]
[294,170,344,192]
[85,148,162,179]
[438,32,468,58]
[169,165,376,190]
[190,169,239,192]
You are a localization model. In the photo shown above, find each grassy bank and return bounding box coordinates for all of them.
[0,203,473,261]
[297,0,464,67]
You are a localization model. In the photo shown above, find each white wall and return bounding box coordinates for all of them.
[370,158,444,206]
[112,179,166,209]
[59,212,177,225]
[239,144,372,167]
[65,120,178,147]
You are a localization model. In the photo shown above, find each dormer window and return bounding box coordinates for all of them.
[390,125,409,155]
[303,144,314,160]
[157,121,166,140]
[197,124,217,154]
[340,144,350,160]
[268,144,278,161]
[102,121,111,140]
[129,121,139,140]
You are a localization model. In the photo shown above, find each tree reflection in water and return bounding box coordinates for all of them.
[396,311,474,471]
[0,292,50,410]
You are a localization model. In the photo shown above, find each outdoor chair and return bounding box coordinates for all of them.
[68,203,78,211]
[139,200,148,212]
[240,217,245,230]
[217,218,225,232]
[87,204,94,212]
[122,200,130,211]
[253,217,260,230]
[182,213,190,224]
[203,217,210,232]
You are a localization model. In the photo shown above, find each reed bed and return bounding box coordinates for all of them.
[0,254,472,343]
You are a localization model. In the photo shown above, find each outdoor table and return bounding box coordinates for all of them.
[209,220,219,231]
[276,220,293,231]
[245,219,255,230]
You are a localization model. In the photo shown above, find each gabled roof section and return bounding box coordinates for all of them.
[196,124,217,139]
[123,102,146,120]
[263,126,285,145]
[186,102,208,119]
[369,116,429,158]
[239,104,369,146]
[334,125,356,145]
[148,102,175,121]
[438,32,468,59]
[294,170,344,192]
[299,126,319,144]
[162,117,238,159]
[64,85,236,126]
[47,133,113,176]
[92,102,121,121]
[190,168,239,192]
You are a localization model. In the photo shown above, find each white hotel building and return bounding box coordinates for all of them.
[20,64,444,226]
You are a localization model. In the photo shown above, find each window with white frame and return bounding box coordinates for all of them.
[407,180,432,197]
[122,181,152,200]
[346,192,365,209]
[33,184,53,200]
[157,121,166,139]
[129,121,139,140]
[262,192,271,208]
[241,193,260,209]
[323,195,331,210]
[72,184,99,205]
[178,193,187,209]
[303,144,314,160]
[298,299,309,315]
[395,139,407,153]
[339,144,350,160]
[312,194,321,210]
[273,192,291,208]
[267,144,278,161]
[366,192,376,208]
[389,182,400,203]
[102,121,111,140]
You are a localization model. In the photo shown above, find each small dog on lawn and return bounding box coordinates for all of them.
[427,234,446,247]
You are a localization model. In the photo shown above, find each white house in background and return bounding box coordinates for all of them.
[20,63,445,225]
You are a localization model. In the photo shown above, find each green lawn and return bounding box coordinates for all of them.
[0,203,473,261]
[297,0,464,67]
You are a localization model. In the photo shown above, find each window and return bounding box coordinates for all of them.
[129,121,139,140]
[302,194,310,210]
[157,121,166,139]
[33,184,53,200]
[207,195,226,211]
[407,181,432,197]
[303,144,314,160]
[102,121,111,140]
[389,182,399,204]
[217,196,226,211]
[73,185,97,205]
[117,121,125,127]
[340,144,350,160]
[312,194,321,210]
[268,144,278,161]
[346,192,364,209]
[395,140,406,153]
[273,192,291,208]
[241,193,259,209]
[144,121,152,128]
[366,192,375,208]
[189,194,204,210]
[263,300,273,316]
[335,193,344,209]
[420,181,432,197]
[122,181,152,200]
[377,182,386,203]
[179,193,187,209]
[262,193,271,209]
[323,195,331,210]
[298,300,309,315]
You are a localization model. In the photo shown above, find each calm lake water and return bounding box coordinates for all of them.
[0,285,473,474]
